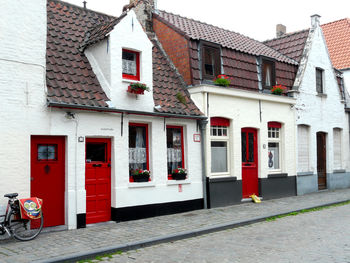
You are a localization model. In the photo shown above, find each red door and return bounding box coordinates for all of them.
[31,136,65,227]
[85,138,111,224]
[241,128,259,198]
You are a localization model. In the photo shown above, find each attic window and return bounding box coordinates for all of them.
[122,49,140,81]
[202,45,221,81]
[316,68,324,93]
[262,59,275,89]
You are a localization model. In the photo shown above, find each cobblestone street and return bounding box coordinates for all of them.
[97,204,350,263]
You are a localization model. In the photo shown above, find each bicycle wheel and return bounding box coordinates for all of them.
[10,212,43,241]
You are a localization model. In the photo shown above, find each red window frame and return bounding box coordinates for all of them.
[122,49,140,81]
[166,125,185,180]
[129,123,149,182]
[268,122,282,128]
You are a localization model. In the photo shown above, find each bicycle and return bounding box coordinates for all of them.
[0,193,43,241]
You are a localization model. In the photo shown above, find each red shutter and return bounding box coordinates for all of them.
[268,122,282,128]
[211,117,230,127]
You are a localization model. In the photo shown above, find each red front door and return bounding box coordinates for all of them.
[31,136,65,227]
[85,138,111,224]
[241,128,258,198]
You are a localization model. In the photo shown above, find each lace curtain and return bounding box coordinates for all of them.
[129,127,146,170]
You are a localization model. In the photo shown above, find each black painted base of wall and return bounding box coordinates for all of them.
[259,174,296,200]
[207,177,242,208]
[111,199,204,222]
[77,213,86,229]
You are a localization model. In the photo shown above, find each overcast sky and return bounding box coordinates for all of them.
[64,0,350,41]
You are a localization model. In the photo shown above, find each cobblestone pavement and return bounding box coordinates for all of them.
[100,204,350,263]
[0,188,349,263]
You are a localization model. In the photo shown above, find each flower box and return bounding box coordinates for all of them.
[132,174,150,182]
[171,173,187,180]
[127,86,145,95]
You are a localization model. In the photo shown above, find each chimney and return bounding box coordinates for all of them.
[83,0,87,9]
[311,14,321,28]
[129,0,155,34]
[276,24,286,38]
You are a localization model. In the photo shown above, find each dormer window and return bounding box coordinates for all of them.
[122,49,140,81]
[202,44,221,81]
[316,67,324,93]
[262,59,275,89]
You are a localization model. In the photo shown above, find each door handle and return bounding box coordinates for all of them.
[93,164,102,167]
[244,163,252,166]
[108,164,111,167]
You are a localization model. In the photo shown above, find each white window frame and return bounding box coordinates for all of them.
[210,123,230,176]
[333,128,342,170]
[268,124,282,172]
[297,125,310,173]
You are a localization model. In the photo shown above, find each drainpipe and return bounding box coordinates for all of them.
[198,119,208,209]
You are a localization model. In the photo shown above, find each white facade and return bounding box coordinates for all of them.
[189,86,297,181]
[0,5,203,229]
[294,19,350,194]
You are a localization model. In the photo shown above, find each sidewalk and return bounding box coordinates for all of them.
[1,188,350,263]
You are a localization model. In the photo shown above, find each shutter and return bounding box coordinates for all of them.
[333,129,342,169]
[298,125,309,172]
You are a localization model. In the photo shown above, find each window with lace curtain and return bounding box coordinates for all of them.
[122,49,140,81]
[262,59,275,89]
[166,126,185,179]
[129,123,149,181]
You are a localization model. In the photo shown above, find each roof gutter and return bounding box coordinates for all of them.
[47,102,207,120]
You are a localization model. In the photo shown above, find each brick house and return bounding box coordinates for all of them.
[141,4,300,207]
[264,15,350,194]
[0,0,206,229]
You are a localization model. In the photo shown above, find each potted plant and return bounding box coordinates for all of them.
[127,82,150,95]
[271,84,286,95]
[171,167,187,180]
[213,75,231,87]
[131,169,150,182]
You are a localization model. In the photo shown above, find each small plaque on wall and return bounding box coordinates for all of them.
[193,134,201,142]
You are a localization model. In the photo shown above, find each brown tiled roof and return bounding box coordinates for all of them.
[322,18,350,69]
[155,10,298,65]
[152,39,202,115]
[263,30,310,63]
[47,0,112,107]
[47,0,202,116]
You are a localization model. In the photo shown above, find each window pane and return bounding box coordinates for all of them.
[167,128,183,174]
[38,145,57,160]
[129,125,147,172]
[268,142,280,169]
[211,141,227,173]
[122,51,136,76]
[204,48,214,76]
[86,143,106,162]
[316,68,323,93]
[241,132,247,162]
[248,133,254,162]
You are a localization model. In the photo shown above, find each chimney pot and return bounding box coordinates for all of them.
[276,24,286,38]
[311,14,321,28]
[83,1,87,9]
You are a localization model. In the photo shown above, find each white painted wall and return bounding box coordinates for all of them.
[189,86,297,180]
[342,69,350,95]
[86,10,154,111]
[294,25,350,174]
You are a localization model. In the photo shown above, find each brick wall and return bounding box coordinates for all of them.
[153,17,192,85]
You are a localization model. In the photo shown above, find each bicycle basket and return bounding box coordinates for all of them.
[19,198,43,220]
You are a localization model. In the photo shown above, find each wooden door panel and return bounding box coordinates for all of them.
[31,136,65,227]
[317,132,327,190]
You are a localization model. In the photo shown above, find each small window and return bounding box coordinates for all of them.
[316,68,324,93]
[210,117,229,174]
[202,45,221,81]
[122,49,140,81]
[167,126,185,179]
[38,145,57,161]
[333,128,342,170]
[298,125,310,172]
[86,143,107,162]
[262,59,275,89]
[129,123,149,181]
[268,122,281,170]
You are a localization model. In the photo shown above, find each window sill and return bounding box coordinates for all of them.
[209,173,231,178]
[333,169,346,174]
[317,93,327,98]
[128,181,156,188]
[167,179,191,185]
[297,171,314,177]
[123,79,142,84]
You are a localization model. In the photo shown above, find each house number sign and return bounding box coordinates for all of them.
[193,134,201,142]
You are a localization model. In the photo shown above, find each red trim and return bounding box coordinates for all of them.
[268,122,282,128]
[166,125,185,180]
[122,49,140,81]
[211,117,230,127]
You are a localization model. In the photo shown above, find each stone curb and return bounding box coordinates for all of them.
[33,199,350,263]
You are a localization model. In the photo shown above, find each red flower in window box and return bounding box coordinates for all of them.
[213,75,231,87]
[271,84,286,95]
[171,167,187,180]
[131,169,150,182]
[127,82,150,95]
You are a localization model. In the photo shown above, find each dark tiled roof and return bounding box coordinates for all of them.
[80,13,127,51]
[322,19,350,69]
[263,29,310,63]
[152,39,202,115]
[155,10,298,65]
[47,0,202,116]
[47,0,113,107]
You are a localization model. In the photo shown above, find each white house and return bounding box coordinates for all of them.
[0,0,205,230]
[265,15,350,195]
